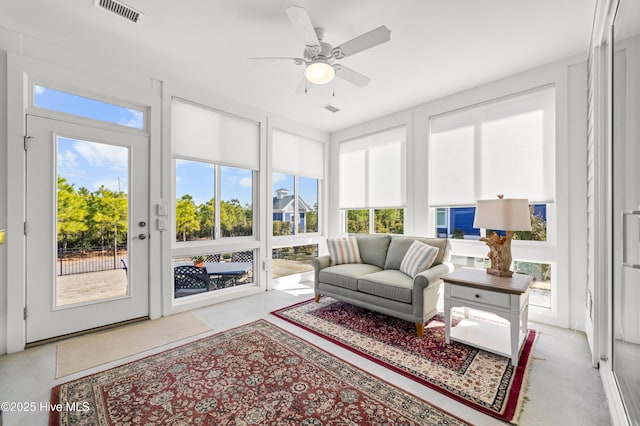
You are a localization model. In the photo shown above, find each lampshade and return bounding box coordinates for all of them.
[473,198,532,231]
[304,61,335,85]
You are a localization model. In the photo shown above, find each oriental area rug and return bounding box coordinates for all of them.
[272,297,538,424]
[49,320,470,426]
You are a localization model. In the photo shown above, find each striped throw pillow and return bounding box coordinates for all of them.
[399,240,439,278]
[327,237,362,265]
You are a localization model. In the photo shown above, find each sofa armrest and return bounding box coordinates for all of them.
[413,262,453,290]
[312,255,331,292]
[312,255,331,271]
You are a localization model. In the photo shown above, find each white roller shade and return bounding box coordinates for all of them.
[429,86,555,206]
[339,126,406,209]
[172,98,260,169]
[272,129,324,179]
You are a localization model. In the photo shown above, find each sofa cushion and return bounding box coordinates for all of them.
[399,240,439,277]
[385,237,448,269]
[319,263,382,291]
[327,237,361,265]
[356,234,391,269]
[357,270,414,303]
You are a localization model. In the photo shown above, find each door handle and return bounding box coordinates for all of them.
[134,233,149,240]
[622,210,640,269]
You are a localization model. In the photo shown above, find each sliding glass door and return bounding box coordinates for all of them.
[612,0,640,422]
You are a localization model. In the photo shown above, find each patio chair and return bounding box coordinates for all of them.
[231,251,253,262]
[205,253,221,262]
[174,265,210,298]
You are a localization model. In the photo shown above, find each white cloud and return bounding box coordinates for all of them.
[119,109,144,129]
[57,150,79,172]
[239,177,252,188]
[73,140,128,170]
[272,173,288,184]
[34,85,46,95]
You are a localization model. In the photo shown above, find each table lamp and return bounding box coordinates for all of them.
[473,195,532,277]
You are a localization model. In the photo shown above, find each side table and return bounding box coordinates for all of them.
[442,267,532,366]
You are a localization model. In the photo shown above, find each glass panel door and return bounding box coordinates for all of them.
[25,115,149,342]
[612,0,640,422]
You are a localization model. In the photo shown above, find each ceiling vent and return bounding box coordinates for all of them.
[323,104,340,113]
[95,0,144,24]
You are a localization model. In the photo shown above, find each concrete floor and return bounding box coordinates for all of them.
[0,278,612,425]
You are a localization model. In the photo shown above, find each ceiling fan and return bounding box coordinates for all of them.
[249,5,391,93]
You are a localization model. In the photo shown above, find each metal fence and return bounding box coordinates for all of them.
[57,246,127,276]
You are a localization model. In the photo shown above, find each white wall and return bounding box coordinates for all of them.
[330,56,589,330]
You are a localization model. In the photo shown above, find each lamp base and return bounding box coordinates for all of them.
[486,268,514,278]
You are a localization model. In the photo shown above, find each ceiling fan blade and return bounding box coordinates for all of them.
[285,5,320,49]
[332,25,391,59]
[335,65,371,87]
[248,57,306,65]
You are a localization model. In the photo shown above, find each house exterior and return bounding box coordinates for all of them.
[272,188,311,234]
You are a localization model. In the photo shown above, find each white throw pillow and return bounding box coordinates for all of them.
[400,240,439,277]
[327,237,362,265]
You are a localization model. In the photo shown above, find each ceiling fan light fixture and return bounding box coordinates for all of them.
[305,61,335,84]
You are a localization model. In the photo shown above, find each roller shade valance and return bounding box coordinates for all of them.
[429,86,555,207]
[172,98,260,170]
[339,126,406,209]
[272,129,324,179]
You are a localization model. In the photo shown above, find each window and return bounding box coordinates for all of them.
[340,126,406,234]
[220,166,253,237]
[172,98,259,242]
[345,208,404,234]
[272,174,319,236]
[34,85,144,129]
[272,244,318,279]
[175,160,215,241]
[436,204,547,241]
[272,129,323,236]
[173,250,254,298]
[429,87,556,311]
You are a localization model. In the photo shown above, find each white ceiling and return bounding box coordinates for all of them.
[0,0,596,133]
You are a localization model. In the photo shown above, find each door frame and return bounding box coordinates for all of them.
[24,114,151,342]
[4,51,164,353]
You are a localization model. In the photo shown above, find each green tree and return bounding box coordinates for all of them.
[514,207,547,241]
[273,220,292,236]
[347,210,369,234]
[176,194,199,241]
[374,208,404,234]
[92,186,128,251]
[198,198,215,239]
[220,199,251,237]
[57,177,88,251]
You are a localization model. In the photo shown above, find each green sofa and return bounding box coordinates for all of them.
[313,234,452,336]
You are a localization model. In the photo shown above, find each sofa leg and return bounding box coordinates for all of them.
[415,323,425,337]
[314,294,321,303]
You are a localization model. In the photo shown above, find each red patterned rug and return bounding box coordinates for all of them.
[50,320,470,425]
[272,297,537,424]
